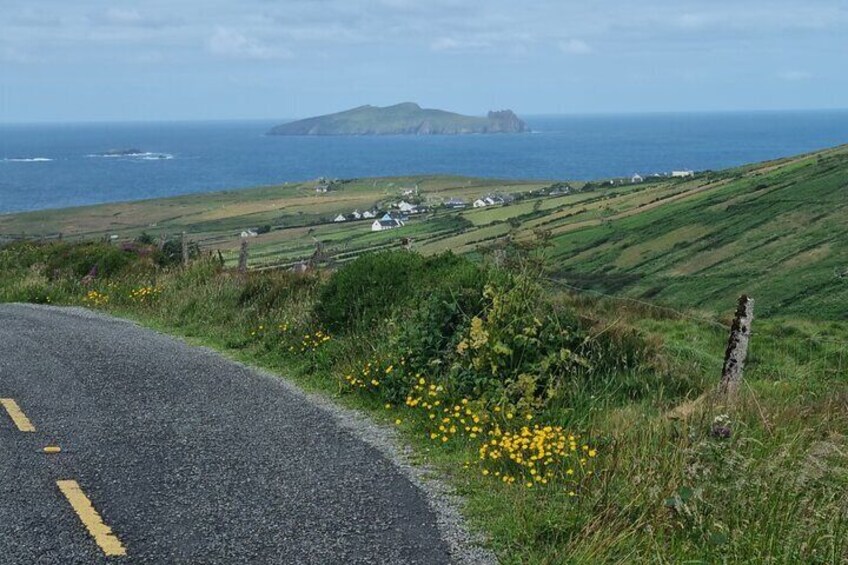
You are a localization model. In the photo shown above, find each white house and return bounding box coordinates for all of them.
[631,173,643,183]
[333,214,346,222]
[473,198,488,208]
[240,229,258,238]
[371,218,402,232]
[351,210,362,220]
[382,212,406,224]
[397,201,417,213]
[362,210,376,219]
[445,197,467,209]
[672,170,694,178]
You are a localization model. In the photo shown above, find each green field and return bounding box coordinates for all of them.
[4,145,846,320]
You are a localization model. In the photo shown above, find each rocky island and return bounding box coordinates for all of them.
[267,102,528,136]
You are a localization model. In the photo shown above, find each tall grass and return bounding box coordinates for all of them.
[1,240,846,563]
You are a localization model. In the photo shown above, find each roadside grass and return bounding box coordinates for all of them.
[2,241,846,563]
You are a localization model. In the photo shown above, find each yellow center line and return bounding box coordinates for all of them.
[0,398,36,432]
[57,480,127,557]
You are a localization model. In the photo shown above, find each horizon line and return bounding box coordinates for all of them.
[3,106,848,126]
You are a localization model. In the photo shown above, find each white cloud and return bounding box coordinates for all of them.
[206,27,292,60]
[103,8,144,25]
[430,36,492,52]
[777,70,812,81]
[558,38,593,55]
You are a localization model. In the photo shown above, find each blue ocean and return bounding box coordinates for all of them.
[1,110,847,214]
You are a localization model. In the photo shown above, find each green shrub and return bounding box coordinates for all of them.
[314,251,425,332]
[315,250,486,334]
[156,237,200,267]
[43,241,135,279]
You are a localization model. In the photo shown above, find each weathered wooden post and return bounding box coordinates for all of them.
[719,295,754,395]
[181,232,189,267]
[238,239,249,274]
[216,249,225,267]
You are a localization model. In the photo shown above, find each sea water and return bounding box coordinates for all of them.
[1,110,847,213]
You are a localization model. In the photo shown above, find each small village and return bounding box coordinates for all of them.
[236,167,698,240]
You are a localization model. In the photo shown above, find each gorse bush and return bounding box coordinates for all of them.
[314,250,485,333]
[315,250,424,332]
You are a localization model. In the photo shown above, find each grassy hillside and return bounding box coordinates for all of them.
[2,145,846,320]
[547,146,848,320]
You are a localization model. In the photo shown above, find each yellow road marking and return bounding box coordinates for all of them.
[44,446,62,454]
[57,480,127,557]
[0,398,36,432]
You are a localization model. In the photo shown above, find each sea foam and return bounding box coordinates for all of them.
[2,157,53,162]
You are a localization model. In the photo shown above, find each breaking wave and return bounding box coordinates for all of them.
[2,157,53,162]
[86,152,173,160]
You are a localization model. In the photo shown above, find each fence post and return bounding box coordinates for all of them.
[181,232,189,267]
[238,239,249,274]
[719,295,754,395]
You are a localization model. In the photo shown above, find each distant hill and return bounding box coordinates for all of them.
[267,102,528,136]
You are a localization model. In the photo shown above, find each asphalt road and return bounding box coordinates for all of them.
[0,304,454,564]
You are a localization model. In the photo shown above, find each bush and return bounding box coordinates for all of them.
[315,251,486,334]
[156,237,200,267]
[44,241,137,279]
[314,251,425,332]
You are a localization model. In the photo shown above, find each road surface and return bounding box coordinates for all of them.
[0,304,457,564]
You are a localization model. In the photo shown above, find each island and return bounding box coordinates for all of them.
[267,102,528,136]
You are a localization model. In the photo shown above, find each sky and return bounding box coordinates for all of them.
[1,0,847,123]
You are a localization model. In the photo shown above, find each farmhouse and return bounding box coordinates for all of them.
[631,173,643,183]
[333,214,346,222]
[371,218,403,232]
[382,212,407,223]
[351,210,362,220]
[362,210,376,219]
[549,185,571,196]
[474,194,507,208]
[672,170,694,178]
[397,201,417,213]
[240,229,258,238]
[445,197,467,209]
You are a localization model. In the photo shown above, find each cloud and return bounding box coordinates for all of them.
[430,36,492,52]
[777,70,812,81]
[88,7,179,29]
[103,8,144,25]
[206,27,292,60]
[558,38,593,55]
